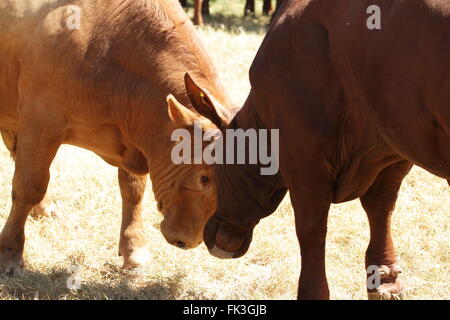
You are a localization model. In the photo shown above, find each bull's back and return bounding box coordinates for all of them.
[0,1,43,123]
[258,0,450,184]
[353,0,450,178]
[319,0,450,179]
[0,0,81,126]
[0,0,142,127]
[0,0,195,124]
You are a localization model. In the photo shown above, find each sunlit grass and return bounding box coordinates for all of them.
[0,1,448,300]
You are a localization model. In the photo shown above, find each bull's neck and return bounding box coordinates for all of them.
[234,91,267,131]
[217,90,286,223]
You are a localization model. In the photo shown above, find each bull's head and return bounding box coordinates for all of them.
[180,73,287,259]
[155,74,236,250]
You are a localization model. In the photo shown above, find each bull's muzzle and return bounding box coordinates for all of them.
[203,216,253,259]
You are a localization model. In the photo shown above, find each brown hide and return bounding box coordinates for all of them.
[189,0,449,299]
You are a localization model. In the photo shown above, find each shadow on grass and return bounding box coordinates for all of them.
[201,13,271,34]
[0,264,208,300]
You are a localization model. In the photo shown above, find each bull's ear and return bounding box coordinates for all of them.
[184,73,232,129]
[167,94,197,126]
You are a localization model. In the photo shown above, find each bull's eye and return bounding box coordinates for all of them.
[201,175,209,185]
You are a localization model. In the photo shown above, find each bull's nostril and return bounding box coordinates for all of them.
[176,241,186,249]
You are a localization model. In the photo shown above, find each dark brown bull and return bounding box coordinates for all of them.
[179,0,449,299]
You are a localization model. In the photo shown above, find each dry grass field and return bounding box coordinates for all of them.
[0,1,448,300]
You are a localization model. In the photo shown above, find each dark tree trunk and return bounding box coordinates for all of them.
[263,0,273,15]
[193,0,203,25]
[202,0,210,16]
[244,0,255,16]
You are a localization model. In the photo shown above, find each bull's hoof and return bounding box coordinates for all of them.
[367,264,404,300]
[0,255,24,276]
[368,287,404,300]
[0,238,24,276]
[30,202,59,219]
[121,247,151,270]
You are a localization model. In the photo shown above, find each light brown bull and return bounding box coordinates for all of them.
[0,0,231,271]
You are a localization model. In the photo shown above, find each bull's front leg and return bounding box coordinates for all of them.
[360,160,412,300]
[291,191,331,300]
[118,168,151,270]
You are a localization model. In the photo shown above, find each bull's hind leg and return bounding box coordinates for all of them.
[0,114,64,273]
[118,168,150,270]
[0,130,58,219]
[30,197,58,218]
[360,160,413,300]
